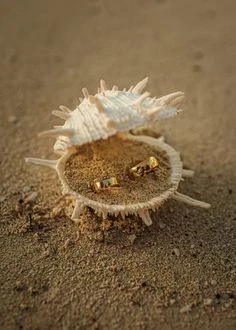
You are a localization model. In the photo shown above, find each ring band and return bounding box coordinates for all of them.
[129,156,159,178]
[90,177,120,192]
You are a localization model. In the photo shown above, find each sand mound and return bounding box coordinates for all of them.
[64,136,172,205]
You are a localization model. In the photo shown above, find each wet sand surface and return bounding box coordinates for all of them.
[0,0,235,329]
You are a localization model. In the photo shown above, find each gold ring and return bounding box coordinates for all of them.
[90,177,120,193]
[129,156,159,178]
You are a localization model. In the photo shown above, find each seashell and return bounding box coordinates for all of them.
[25,77,210,226]
[38,77,184,154]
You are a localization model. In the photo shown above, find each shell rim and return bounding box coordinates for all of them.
[55,134,183,213]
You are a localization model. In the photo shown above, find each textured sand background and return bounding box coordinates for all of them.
[0,0,235,329]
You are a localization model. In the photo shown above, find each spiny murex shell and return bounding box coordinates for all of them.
[25,77,210,226]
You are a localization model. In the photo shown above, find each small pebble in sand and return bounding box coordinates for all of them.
[22,186,31,193]
[20,303,30,310]
[210,279,217,286]
[128,234,136,244]
[203,280,209,288]
[93,231,104,242]
[180,303,193,313]
[24,192,38,204]
[63,239,71,249]
[8,115,17,123]
[225,301,233,309]
[41,249,50,258]
[159,222,166,229]
[172,248,180,257]
[170,299,176,305]
[0,196,6,202]
[14,281,24,291]
[204,298,213,306]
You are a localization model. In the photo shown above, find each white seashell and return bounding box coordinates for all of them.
[37,78,186,153]
[26,77,210,227]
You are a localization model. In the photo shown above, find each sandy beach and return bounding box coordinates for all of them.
[0,0,235,329]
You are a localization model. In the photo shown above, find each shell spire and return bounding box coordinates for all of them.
[100,79,108,92]
[52,110,70,120]
[112,85,118,91]
[128,85,134,92]
[59,105,72,113]
[132,77,149,94]
[172,192,211,209]
[25,158,57,169]
[88,95,105,113]
[133,91,151,106]
[138,210,153,226]
[82,88,89,99]
[139,91,185,121]
[157,91,184,105]
[39,128,75,138]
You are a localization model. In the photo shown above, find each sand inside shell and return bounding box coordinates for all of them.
[64,136,172,205]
